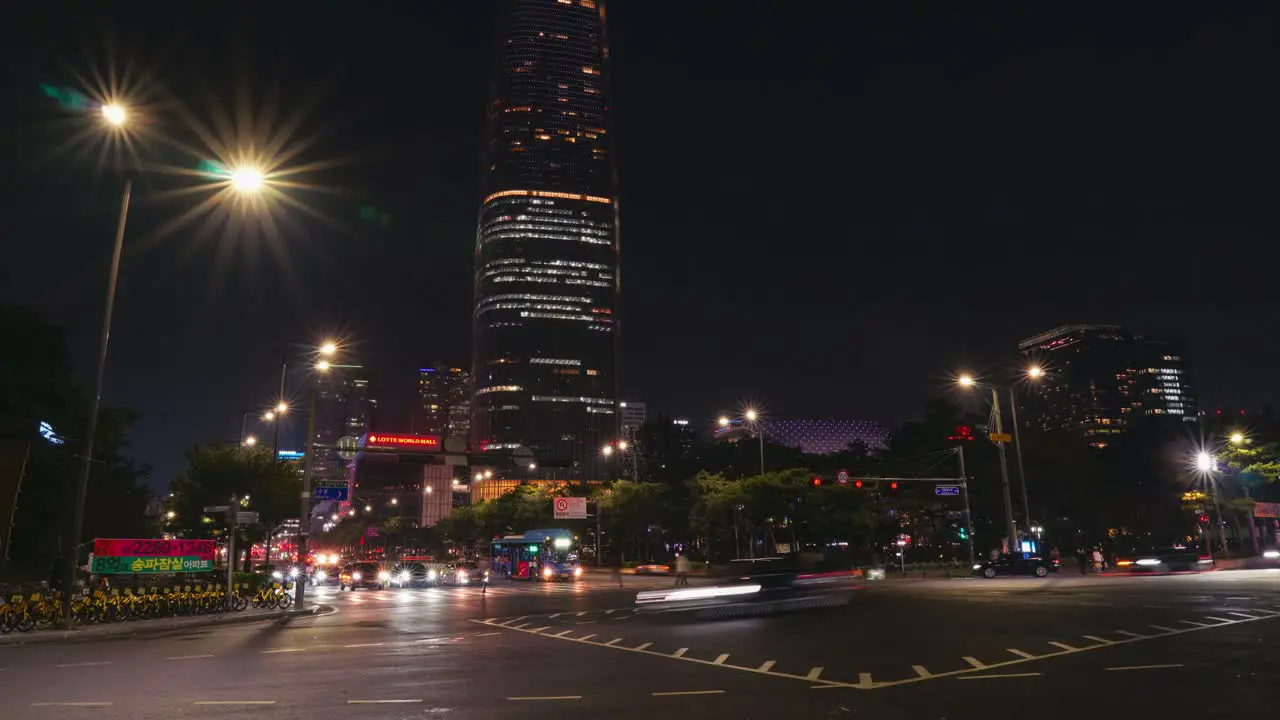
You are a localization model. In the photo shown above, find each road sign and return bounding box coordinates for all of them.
[91,555,213,574]
[203,505,230,513]
[935,485,961,496]
[314,479,347,489]
[553,497,587,520]
[836,469,849,485]
[236,511,260,525]
[989,433,1012,443]
[314,486,350,501]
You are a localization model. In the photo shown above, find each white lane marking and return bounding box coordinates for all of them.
[552,629,574,637]
[1006,649,1036,659]
[1227,612,1259,619]
[652,690,725,697]
[514,623,531,629]
[1178,620,1209,627]
[636,642,653,651]
[578,634,596,641]
[193,701,277,705]
[1082,635,1112,644]
[575,611,587,616]
[343,643,384,648]
[55,661,112,668]
[262,648,305,653]
[1115,631,1145,638]
[604,609,616,614]
[857,672,874,688]
[508,696,582,701]
[1203,616,1231,623]
[1104,663,1185,672]
[1047,641,1077,651]
[673,647,688,657]
[31,702,113,707]
[957,672,1041,680]
[758,660,776,672]
[166,654,214,660]
[1149,624,1179,633]
[912,665,931,678]
[1225,597,1254,600]
[962,656,985,668]
[348,699,423,704]
[475,632,500,637]
[527,626,551,633]
[713,653,730,665]
[605,638,623,646]
[548,613,562,618]
[806,666,824,680]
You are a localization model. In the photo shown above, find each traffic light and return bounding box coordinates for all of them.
[854,479,863,489]
[958,526,968,540]
[889,481,898,490]
[1199,515,1209,524]
[811,477,822,487]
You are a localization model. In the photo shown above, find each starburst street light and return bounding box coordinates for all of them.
[1196,452,1216,473]
[601,445,613,457]
[230,166,265,193]
[319,342,337,356]
[957,373,976,388]
[275,402,288,414]
[101,103,127,127]
[1026,365,1045,379]
[315,360,331,372]
[244,435,258,447]
[1230,432,1245,445]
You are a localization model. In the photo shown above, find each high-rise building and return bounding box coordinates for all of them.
[1017,324,1197,447]
[471,0,620,469]
[416,366,472,440]
[620,401,646,434]
[312,365,376,480]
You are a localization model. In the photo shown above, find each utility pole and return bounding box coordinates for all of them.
[226,495,237,598]
[990,388,1019,551]
[294,385,318,610]
[958,446,976,570]
[1008,387,1033,532]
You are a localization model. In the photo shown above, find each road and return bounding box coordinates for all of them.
[3,570,1280,718]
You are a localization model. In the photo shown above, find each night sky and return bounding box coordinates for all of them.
[2,2,1277,488]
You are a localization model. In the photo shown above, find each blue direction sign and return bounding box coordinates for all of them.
[935,485,961,496]
[315,486,349,501]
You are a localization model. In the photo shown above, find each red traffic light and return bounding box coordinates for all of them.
[889,481,898,490]
[1199,515,1209,524]
[811,477,822,487]
[854,479,863,489]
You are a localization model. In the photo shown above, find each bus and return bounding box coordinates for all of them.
[490,529,583,581]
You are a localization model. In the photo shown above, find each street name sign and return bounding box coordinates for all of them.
[935,486,961,496]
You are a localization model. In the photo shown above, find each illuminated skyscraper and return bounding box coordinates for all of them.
[471,0,619,469]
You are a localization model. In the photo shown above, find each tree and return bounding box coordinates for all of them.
[167,445,301,569]
[0,306,153,578]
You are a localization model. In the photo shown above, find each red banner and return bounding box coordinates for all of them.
[1254,502,1280,519]
[93,538,215,560]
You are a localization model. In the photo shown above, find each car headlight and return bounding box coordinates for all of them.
[972,564,983,570]
[314,570,326,581]
[352,572,362,581]
[1135,558,1161,566]
[272,571,284,580]
[427,569,438,580]
[457,572,468,584]
[398,571,411,582]
[573,566,583,576]
[1264,550,1280,559]
[289,567,300,578]
[328,554,339,565]
[377,571,391,581]
[542,567,553,578]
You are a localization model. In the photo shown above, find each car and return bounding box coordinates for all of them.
[338,562,389,590]
[389,562,437,587]
[634,563,671,575]
[1113,546,1211,573]
[447,561,481,586]
[972,553,1058,578]
[635,556,858,617]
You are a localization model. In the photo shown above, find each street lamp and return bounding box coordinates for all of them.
[1230,432,1245,445]
[315,359,331,372]
[484,470,493,479]
[743,406,765,478]
[390,498,398,505]
[601,445,613,457]
[230,166,265,193]
[956,373,1018,547]
[319,342,337,357]
[244,435,258,447]
[295,344,335,612]
[101,103,127,127]
[166,510,176,520]
[1194,450,1227,558]
[617,440,629,451]
[717,416,730,428]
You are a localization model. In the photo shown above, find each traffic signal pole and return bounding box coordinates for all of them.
[294,385,317,611]
[990,388,1019,550]
[958,446,976,570]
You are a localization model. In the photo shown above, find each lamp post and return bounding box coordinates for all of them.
[744,408,765,477]
[958,374,1018,549]
[1196,451,1229,559]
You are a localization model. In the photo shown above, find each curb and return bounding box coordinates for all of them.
[0,604,334,647]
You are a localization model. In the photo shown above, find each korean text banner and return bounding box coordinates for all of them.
[93,539,215,560]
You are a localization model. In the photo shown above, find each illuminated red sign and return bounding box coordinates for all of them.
[366,433,441,451]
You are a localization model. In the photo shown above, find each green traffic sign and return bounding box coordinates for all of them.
[90,556,213,574]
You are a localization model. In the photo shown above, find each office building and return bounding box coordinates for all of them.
[470,0,620,470]
[620,402,646,434]
[415,366,472,441]
[311,364,376,481]
[1017,324,1197,447]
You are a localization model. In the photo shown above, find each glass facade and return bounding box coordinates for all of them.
[1017,325,1197,448]
[471,0,619,469]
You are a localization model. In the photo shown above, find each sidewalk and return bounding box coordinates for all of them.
[0,603,332,646]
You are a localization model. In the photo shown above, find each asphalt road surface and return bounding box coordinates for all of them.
[3,570,1280,718]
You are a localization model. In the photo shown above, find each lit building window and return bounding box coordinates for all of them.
[530,358,582,366]
[475,385,522,395]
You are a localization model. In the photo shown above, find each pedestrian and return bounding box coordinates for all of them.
[1091,547,1104,574]
[1076,548,1088,576]
[674,553,691,587]
[477,556,491,595]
